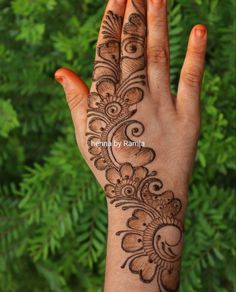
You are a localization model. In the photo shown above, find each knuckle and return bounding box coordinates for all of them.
[180,117,200,138]
[66,90,84,111]
[148,46,168,64]
[148,12,166,27]
[189,48,205,58]
[154,18,166,27]
[182,70,201,88]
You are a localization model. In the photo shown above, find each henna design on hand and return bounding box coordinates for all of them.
[87,2,183,291]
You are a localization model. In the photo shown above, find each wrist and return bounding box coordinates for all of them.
[103,163,188,291]
[105,189,184,292]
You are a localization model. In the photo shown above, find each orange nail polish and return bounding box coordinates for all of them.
[55,75,64,84]
[195,27,206,38]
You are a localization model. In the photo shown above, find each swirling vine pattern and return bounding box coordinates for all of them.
[87,1,183,291]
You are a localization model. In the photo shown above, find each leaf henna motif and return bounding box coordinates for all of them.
[87,1,183,291]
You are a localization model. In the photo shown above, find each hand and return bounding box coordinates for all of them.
[55,0,207,291]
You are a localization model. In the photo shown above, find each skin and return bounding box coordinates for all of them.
[55,0,207,291]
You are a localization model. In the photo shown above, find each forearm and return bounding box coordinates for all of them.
[104,181,188,292]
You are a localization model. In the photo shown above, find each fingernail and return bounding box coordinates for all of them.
[195,27,206,38]
[55,75,64,85]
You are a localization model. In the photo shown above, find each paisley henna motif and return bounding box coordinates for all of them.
[87,1,183,290]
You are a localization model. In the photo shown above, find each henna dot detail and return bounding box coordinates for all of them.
[149,259,153,263]
[153,184,160,191]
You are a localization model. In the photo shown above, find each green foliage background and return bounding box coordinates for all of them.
[0,0,235,291]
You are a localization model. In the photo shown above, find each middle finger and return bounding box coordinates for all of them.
[119,0,147,98]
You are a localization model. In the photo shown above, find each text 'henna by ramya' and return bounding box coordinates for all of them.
[86,1,183,291]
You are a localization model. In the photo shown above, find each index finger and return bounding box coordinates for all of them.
[92,1,127,85]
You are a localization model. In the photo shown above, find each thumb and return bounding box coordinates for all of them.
[55,67,89,111]
[55,67,89,154]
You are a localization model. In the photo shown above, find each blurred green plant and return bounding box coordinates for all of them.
[0,0,235,291]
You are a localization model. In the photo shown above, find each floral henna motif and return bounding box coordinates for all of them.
[87,1,183,291]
